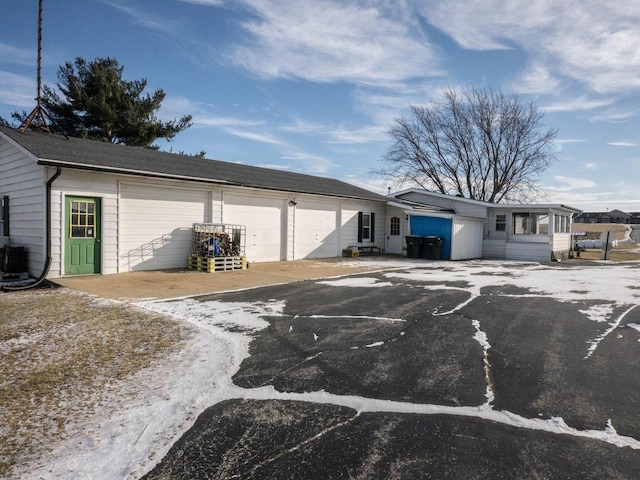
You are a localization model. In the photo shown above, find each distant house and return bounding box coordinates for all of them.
[574,209,632,224]
[387,189,581,262]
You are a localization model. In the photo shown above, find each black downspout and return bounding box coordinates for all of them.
[3,166,61,291]
[2,195,9,236]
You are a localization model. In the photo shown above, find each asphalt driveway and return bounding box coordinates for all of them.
[140,260,640,479]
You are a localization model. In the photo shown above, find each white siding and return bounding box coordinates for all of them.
[482,239,506,259]
[50,169,120,277]
[505,242,551,262]
[119,182,209,272]
[552,233,572,259]
[211,190,223,223]
[0,138,45,275]
[340,200,386,249]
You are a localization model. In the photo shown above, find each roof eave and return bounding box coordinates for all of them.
[37,158,233,186]
[37,158,386,202]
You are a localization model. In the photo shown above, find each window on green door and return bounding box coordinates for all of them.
[70,200,96,238]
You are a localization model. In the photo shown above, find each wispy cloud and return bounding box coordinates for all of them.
[281,152,335,174]
[101,1,184,34]
[194,115,263,129]
[421,0,640,95]
[223,128,286,146]
[281,118,385,144]
[324,124,386,144]
[279,119,327,135]
[0,43,36,66]
[509,63,562,95]
[608,141,638,147]
[227,0,444,87]
[0,71,36,110]
[161,96,265,128]
[542,95,615,113]
[420,0,558,51]
[589,108,636,123]
[545,190,617,208]
[179,0,224,5]
[342,174,391,195]
[547,175,596,192]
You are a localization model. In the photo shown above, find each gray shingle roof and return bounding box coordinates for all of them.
[0,126,386,202]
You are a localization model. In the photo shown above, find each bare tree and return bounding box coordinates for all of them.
[377,87,557,203]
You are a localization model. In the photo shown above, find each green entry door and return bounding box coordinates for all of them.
[65,196,101,275]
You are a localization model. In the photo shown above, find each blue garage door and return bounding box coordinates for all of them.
[409,216,452,259]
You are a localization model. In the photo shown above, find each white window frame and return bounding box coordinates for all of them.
[362,212,372,240]
[513,212,549,235]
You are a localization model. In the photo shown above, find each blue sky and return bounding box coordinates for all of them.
[2,0,640,211]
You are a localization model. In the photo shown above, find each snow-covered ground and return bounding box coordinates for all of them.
[13,259,640,479]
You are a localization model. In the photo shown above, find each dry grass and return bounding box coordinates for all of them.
[572,223,631,241]
[576,243,640,262]
[572,223,640,262]
[0,285,191,478]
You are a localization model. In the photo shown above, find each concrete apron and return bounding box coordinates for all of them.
[52,258,395,301]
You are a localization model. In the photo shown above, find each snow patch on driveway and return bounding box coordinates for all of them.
[18,259,640,479]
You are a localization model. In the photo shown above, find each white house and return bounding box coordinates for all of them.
[0,126,583,281]
[0,126,388,279]
[388,189,581,262]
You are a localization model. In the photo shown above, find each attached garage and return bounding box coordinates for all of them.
[222,193,285,262]
[294,200,340,259]
[119,183,208,271]
[0,126,389,279]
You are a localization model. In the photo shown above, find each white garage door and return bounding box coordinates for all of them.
[295,200,340,259]
[120,183,207,272]
[223,193,284,262]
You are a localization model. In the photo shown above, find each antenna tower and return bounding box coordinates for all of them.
[20,0,54,133]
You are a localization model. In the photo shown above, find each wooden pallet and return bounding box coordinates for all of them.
[187,255,247,272]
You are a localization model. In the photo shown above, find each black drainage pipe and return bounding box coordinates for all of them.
[3,166,61,292]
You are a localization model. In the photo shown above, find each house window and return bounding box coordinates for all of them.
[390,216,400,236]
[554,214,570,233]
[362,213,371,240]
[495,214,506,231]
[358,212,375,242]
[513,212,549,235]
[70,200,96,238]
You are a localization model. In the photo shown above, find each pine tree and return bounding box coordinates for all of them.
[39,57,192,148]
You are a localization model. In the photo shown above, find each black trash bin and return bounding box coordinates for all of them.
[405,235,422,259]
[423,236,443,260]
